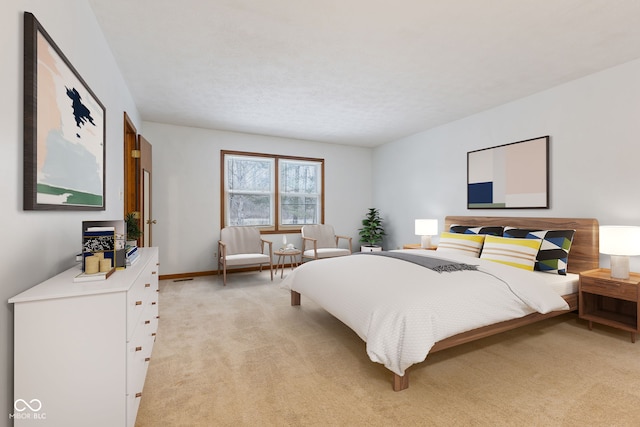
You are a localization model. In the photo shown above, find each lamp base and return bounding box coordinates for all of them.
[610,255,630,280]
[420,235,432,249]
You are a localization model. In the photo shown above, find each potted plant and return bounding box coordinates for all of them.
[358,208,386,252]
[125,212,142,247]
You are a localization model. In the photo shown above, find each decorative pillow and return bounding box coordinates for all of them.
[436,232,485,258]
[450,225,504,236]
[480,235,542,271]
[504,227,576,275]
[503,228,547,240]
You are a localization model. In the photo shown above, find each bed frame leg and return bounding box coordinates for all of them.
[392,373,409,391]
[291,290,301,306]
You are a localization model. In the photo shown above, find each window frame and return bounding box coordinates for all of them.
[220,150,325,234]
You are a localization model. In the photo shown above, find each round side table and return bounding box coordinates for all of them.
[274,249,301,278]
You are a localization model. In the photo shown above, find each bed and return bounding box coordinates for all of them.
[282,216,599,391]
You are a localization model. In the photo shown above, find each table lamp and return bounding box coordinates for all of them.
[599,225,640,279]
[415,219,438,249]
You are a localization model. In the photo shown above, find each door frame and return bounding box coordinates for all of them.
[139,135,153,246]
[123,112,140,245]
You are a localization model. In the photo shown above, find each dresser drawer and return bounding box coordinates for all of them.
[127,272,156,339]
[126,291,146,339]
[126,389,143,427]
[127,326,155,395]
[581,277,638,301]
[131,306,159,342]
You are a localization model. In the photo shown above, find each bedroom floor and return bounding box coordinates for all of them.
[136,271,640,426]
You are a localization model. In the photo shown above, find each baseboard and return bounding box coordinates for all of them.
[159,265,267,281]
[159,270,217,281]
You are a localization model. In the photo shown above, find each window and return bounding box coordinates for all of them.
[221,151,324,232]
[280,159,322,226]
[224,154,274,227]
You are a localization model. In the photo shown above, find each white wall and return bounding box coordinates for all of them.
[373,58,640,271]
[141,122,373,275]
[1,1,141,423]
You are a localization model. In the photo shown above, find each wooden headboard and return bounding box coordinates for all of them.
[444,216,599,274]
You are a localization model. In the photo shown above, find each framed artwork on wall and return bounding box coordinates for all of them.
[467,136,549,209]
[23,12,106,210]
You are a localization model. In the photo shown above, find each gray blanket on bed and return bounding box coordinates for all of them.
[358,251,478,273]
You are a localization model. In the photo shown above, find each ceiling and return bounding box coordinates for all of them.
[88,0,640,147]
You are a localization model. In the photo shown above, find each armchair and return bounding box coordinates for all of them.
[301,224,352,261]
[218,226,273,285]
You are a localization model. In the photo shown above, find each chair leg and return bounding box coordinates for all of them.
[269,262,273,281]
[221,260,227,286]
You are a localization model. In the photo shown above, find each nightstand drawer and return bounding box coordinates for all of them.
[581,277,638,301]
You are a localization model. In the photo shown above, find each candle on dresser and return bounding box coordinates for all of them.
[85,256,100,274]
[99,258,112,272]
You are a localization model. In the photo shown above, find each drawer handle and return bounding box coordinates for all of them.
[152,333,156,337]
[135,301,142,306]
[145,320,150,324]
[135,392,142,398]
[145,357,151,362]
[152,271,157,275]
[145,283,151,288]
[135,346,142,352]
[152,301,157,305]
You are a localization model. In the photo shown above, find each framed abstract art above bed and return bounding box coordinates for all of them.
[467,136,549,209]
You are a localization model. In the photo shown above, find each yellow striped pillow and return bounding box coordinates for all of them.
[436,232,485,258]
[480,235,542,270]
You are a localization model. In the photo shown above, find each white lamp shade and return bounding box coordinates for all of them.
[415,219,438,236]
[599,226,640,256]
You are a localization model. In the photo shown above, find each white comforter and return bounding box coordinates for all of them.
[281,250,569,376]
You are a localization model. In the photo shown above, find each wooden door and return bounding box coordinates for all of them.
[123,113,138,217]
[123,112,154,247]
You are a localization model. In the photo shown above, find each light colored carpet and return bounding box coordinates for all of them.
[136,271,640,426]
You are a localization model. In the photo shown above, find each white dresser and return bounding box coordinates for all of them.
[9,247,159,427]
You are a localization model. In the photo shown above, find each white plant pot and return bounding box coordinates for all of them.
[361,245,382,252]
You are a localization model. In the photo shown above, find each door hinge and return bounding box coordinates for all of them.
[131,149,141,158]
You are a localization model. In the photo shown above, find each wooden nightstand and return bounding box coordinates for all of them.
[402,243,437,250]
[579,268,640,343]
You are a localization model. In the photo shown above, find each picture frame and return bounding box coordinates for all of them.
[23,12,106,210]
[467,136,549,209]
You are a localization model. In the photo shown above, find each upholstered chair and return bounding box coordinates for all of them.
[301,224,352,261]
[218,226,273,285]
